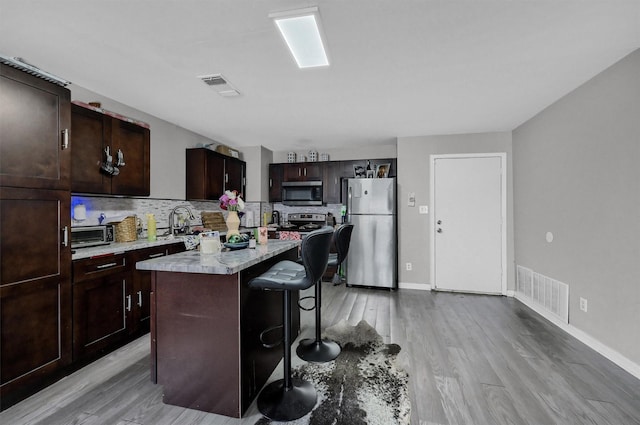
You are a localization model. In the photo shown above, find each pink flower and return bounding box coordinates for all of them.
[219,190,245,211]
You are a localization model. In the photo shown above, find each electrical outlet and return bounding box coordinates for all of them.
[580,297,588,312]
[406,262,412,271]
[419,205,428,214]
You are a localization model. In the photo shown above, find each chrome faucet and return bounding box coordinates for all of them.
[168,205,196,235]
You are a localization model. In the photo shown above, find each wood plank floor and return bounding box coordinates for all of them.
[2,284,639,425]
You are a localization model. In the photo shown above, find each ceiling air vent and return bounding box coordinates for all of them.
[199,73,240,97]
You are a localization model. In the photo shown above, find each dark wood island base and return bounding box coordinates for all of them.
[144,244,300,418]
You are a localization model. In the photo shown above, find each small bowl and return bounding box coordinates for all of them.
[224,241,249,250]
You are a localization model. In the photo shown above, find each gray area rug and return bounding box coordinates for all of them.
[255,320,410,425]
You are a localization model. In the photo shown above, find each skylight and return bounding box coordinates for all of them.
[269,7,329,68]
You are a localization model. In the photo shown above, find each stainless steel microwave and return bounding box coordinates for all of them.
[282,181,323,206]
[71,225,114,248]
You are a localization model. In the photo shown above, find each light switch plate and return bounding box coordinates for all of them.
[419,205,428,214]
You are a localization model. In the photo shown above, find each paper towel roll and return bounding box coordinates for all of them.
[245,210,254,227]
[73,204,86,221]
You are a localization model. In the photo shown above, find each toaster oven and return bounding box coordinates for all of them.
[71,225,114,248]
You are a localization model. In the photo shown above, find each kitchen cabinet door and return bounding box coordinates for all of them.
[283,162,322,181]
[186,148,245,200]
[70,103,150,196]
[72,254,131,360]
[225,156,245,195]
[268,163,284,202]
[0,279,72,407]
[70,104,111,194]
[110,119,150,196]
[186,148,224,200]
[0,63,71,191]
[0,187,72,406]
[128,244,183,335]
[323,161,353,204]
[0,187,71,288]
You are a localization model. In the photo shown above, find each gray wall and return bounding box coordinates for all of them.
[242,145,273,202]
[513,49,640,365]
[396,133,515,289]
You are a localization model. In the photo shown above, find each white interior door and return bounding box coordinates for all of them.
[431,154,505,294]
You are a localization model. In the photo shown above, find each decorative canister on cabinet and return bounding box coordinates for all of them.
[320,153,329,161]
[308,150,318,162]
[287,152,296,163]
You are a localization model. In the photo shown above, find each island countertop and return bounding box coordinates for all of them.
[135,240,300,275]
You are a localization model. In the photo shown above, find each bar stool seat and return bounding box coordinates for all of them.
[248,227,333,421]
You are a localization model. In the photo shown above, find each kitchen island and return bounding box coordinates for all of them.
[136,240,301,418]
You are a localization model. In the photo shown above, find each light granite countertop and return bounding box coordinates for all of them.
[135,240,300,275]
[71,237,187,260]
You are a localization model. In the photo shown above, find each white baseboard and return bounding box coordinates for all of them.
[398,282,431,291]
[512,293,640,380]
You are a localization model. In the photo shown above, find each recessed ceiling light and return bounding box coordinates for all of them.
[269,6,329,69]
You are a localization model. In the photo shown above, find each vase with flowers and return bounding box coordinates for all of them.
[219,190,245,237]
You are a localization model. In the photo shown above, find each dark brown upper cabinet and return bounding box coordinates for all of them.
[0,63,71,191]
[282,162,322,182]
[71,103,150,196]
[186,148,246,201]
[268,163,284,202]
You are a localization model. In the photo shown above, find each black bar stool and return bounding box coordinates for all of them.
[329,223,354,285]
[296,223,354,363]
[248,227,333,421]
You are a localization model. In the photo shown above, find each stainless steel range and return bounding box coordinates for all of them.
[278,213,327,234]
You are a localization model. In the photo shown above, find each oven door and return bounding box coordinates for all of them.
[282,181,323,206]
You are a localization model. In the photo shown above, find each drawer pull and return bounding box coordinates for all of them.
[137,290,143,307]
[96,262,118,270]
[126,294,132,312]
[148,252,165,258]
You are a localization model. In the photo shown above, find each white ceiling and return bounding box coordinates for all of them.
[1,1,638,152]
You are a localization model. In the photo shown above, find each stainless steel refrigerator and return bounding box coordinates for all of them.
[345,177,397,289]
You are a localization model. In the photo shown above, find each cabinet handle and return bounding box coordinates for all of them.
[126,294,132,312]
[61,129,69,150]
[304,167,307,177]
[225,173,229,183]
[148,252,165,258]
[61,226,69,247]
[96,262,118,270]
[137,290,143,307]
[269,178,272,188]
[298,168,301,177]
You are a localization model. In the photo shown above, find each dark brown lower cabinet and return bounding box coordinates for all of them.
[72,254,131,360]
[0,187,72,409]
[0,279,72,408]
[128,244,185,335]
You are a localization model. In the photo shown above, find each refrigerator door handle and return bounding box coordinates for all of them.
[347,186,352,220]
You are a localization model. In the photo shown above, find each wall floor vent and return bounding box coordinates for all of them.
[516,265,569,324]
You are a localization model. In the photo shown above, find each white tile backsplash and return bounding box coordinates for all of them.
[71,196,268,235]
